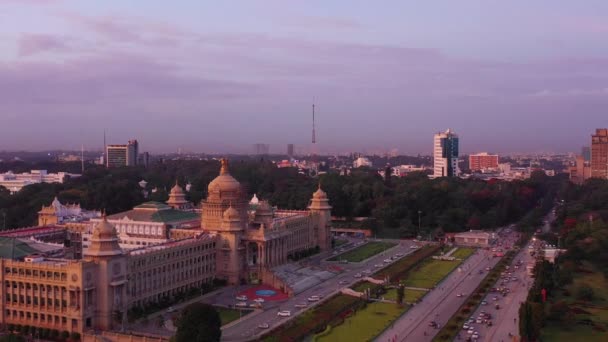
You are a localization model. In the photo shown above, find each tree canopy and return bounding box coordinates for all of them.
[175,303,221,342]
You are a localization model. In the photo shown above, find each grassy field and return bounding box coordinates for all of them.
[216,307,251,326]
[383,287,427,303]
[316,302,407,342]
[540,265,608,341]
[328,241,396,262]
[334,239,349,247]
[451,247,475,260]
[403,259,460,289]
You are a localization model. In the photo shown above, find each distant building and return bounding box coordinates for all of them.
[287,144,295,159]
[454,230,491,247]
[0,170,80,194]
[591,129,608,179]
[582,146,591,162]
[568,155,591,185]
[433,129,459,177]
[253,143,270,155]
[469,153,499,171]
[138,151,150,168]
[106,140,138,168]
[353,157,373,168]
[38,197,101,226]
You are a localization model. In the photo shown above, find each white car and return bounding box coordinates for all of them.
[457,293,464,297]
[308,296,321,302]
[295,303,308,308]
[254,298,265,303]
[384,259,392,263]
[481,300,488,305]
[353,273,362,278]
[410,245,419,249]
[258,323,269,329]
[339,280,349,285]
[476,318,482,324]
[236,295,248,301]
[235,302,247,307]
[467,328,475,335]
[395,253,403,257]
[472,333,480,340]
[277,310,291,317]
[167,306,176,313]
[462,324,470,330]
[375,264,384,268]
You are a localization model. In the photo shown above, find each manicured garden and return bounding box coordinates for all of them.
[451,247,475,260]
[216,307,252,326]
[327,241,396,262]
[263,294,364,342]
[316,301,407,342]
[375,244,441,281]
[403,258,461,289]
[384,287,427,303]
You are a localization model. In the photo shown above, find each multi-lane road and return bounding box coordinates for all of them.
[221,239,417,341]
[375,230,522,342]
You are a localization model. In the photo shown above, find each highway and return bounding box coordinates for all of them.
[221,239,417,341]
[375,230,521,342]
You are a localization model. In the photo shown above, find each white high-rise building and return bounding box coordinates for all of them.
[433,129,460,178]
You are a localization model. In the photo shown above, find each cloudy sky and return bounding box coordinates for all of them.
[1,0,608,154]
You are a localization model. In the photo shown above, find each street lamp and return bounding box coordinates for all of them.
[2,211,6,230]
[418,211,422,239]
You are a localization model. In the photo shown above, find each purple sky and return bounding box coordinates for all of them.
[1,0,608,155]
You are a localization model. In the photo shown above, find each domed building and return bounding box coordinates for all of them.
[166,180,192,210]
[202,158,332,285]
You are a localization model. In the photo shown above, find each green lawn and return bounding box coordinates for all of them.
[328,241,396,262]
[451,247,475,260]
[384,288,427,303]
[334,239,349,247]
[352,281,377,293]
[316,302,407,342]
[403,259,460,289]
[216,307,251,326]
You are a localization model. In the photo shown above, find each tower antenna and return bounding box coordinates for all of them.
[81,144,84,174]
[312,102,316,144]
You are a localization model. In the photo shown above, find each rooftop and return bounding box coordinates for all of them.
[106,202,199,223]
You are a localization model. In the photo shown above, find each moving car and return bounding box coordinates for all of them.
[308,295,321,302]
[353,273,362,278]
[339,280,349,284]
[254,298,265,303]
[277,310,291,317]
[167,306,176,313]
[295,303,308,308]
[235,302,247,307]
[258,323,270,329]
[236,295,248,301]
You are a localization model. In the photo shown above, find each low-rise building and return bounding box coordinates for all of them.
[0,170,80,194]
[454,230,491,247]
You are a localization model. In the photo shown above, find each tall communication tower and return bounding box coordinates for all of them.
[310,102,319,176]
[312,103,316,144]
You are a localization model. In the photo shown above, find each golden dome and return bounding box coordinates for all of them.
[92,214,118,240]
[208,158,241,193]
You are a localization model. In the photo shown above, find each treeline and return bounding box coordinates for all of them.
[1,160,561,234]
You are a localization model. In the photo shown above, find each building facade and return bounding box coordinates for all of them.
[434,129,460,178]
[469,153,499,172]
[0,170,80,194]
[591,129,608,179]
[0,159,332,334]
[106,140,138,168]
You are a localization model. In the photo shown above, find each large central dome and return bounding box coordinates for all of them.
[208,158,241,194]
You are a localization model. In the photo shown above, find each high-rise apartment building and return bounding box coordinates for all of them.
[582,146,591,162]
[591,129,608,179]
[253,143,269,155]
[287,144,294,159]
[433,129,459,178]
[469,152,499,171]
[106,140,138,168]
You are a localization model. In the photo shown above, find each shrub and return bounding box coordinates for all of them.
[576,284,594,301]
[50,329,60,339]
[70,332,81,341]
[60,330,70,341]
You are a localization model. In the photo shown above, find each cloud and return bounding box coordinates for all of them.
[284,15,363,29]
[18,33,70,57]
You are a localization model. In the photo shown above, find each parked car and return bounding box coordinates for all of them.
[308,295,321,302]
[258,323,270,329]
[277,310,291,317]
[254,298,265,303]
[235,302,247,307]
[236,295,248,301]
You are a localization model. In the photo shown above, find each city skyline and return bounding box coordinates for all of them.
[1,1,608,153]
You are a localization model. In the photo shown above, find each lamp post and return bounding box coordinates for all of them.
[2,211,6,230]
[418,211,422,239]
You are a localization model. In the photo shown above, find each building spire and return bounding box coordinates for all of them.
[220,158,229,175]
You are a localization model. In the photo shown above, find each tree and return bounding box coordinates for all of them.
[175,303,221,342]
[576,284,594,301]
[396,284,405,305]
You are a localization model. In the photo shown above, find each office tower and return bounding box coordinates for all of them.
[591,129,608,178]
[469,152,499,171]
[253,143,269,155]
[138,151,150,168]
[582,146,591,162]
[433,129,460,177]
[106,139,139,168]
[287,144,294,158]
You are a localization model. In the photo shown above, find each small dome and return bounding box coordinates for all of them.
[256,201,273,214]
[250,194,260,205]
[312,184,327,199]
[223,206,240,221]
[92,215,117,240]
[170,181,184,195]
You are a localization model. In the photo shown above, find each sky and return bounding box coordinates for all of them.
[1,0,608,155]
